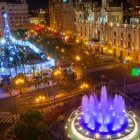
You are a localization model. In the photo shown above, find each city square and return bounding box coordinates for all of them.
[0,0,140,140]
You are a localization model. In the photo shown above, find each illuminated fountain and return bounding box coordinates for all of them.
[65,86,140,140]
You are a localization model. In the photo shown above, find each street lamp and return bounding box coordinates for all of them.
[75,55,81,61]
[61,49,64,53]
[103,47,106,54]
[56,46,59,49]
[80,83,89,93]
[15,78,24,94]
[35,95,45,112]
[123,56,132,101]
[125,56,132,67]
[76,39,79,43]
[54,70,62,84]
[65,36,68,41]
[76,39,80,47]
[85,41,88,46]
[108,49,113,55]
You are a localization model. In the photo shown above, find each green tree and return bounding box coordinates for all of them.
[14,110,50,140]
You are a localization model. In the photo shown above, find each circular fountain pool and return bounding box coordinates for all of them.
[65,86,139,140]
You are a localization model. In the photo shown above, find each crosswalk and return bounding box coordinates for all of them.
[0,112,19,124]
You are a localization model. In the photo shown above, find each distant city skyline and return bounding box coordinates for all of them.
[3,0,48,9]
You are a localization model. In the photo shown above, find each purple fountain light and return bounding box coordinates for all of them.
[81,86,128,135]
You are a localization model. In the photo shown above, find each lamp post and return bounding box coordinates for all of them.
[76,39,80,48]
[108,49,113,56]
[35,95,45,112]
[54,70,61,84]
[125,56,132,67]
[103,47,106,54]
[123,56,132,101]
[75,55,81,67]
[75,55,81,62]
[123,59,126,101]
[15,78,24,94]
[80,83,89,94]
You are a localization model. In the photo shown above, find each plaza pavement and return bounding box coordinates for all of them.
[0,80,55,99]
[0,63,121,99]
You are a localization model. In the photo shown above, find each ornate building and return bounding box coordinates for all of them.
[49,0,91,38]
[75,0,140,61]
[127,0,140,6]
[49,0,62,31]
[0,0,29,35]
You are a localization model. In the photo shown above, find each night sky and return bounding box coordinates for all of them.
[26,0,48,9]
[6,0,125,10]
[6,0,48,9]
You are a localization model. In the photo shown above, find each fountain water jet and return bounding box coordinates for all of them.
[81,86,128,135]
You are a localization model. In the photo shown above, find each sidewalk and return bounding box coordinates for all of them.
[0,80,56,99]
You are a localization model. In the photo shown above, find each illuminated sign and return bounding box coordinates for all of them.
[131,68,139,77]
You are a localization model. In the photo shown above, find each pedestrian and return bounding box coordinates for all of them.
[48,81,49,86]
[12,116,15,124]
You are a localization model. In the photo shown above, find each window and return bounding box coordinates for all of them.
[114,39,116,44]
[128,41,131,49]
[121,40,123,46]
[121,33,123,38]
[128,34,131,39]
[121,33,123,46]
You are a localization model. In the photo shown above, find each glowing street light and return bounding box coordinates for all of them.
[54,70,62,84]
[108,49,113,54]
[61,49,65,53]
[56,46,59,49]
[65,36,68,41]
[54,70,61,76]
[35,95,45,111]
[125,56,132,67]
[76,39,79,43]
[80,83,89,91]
[126,56,132,61]
[75,55,81,61]
[36,96,45,103]
[15,78,24,94]
[85,41,88,45]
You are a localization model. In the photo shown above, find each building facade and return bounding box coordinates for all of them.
[75,0,140,61]
[127,0,140,6]
[49,0,62,31]
[0,0,29,35]
[49,0,78,38]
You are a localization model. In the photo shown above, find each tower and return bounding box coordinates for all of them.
[102,0,107,9]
